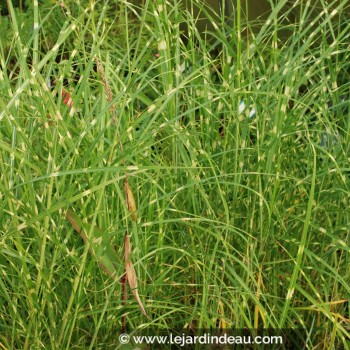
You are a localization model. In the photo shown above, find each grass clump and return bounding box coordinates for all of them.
[0,0,349,349]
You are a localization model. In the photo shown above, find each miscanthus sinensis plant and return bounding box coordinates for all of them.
[0,0,349,349]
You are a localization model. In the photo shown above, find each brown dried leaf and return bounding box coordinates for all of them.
[124,179,137,221]
[124,233,148,317]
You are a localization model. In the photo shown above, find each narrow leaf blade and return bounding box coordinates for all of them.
[124,233,148,317]
[66,210,120,279]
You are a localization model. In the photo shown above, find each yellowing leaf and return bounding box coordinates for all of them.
[124,179,137,221]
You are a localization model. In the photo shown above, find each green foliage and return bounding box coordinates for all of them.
[0,0,349,349]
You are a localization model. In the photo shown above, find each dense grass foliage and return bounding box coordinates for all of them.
[0,0,349,349]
